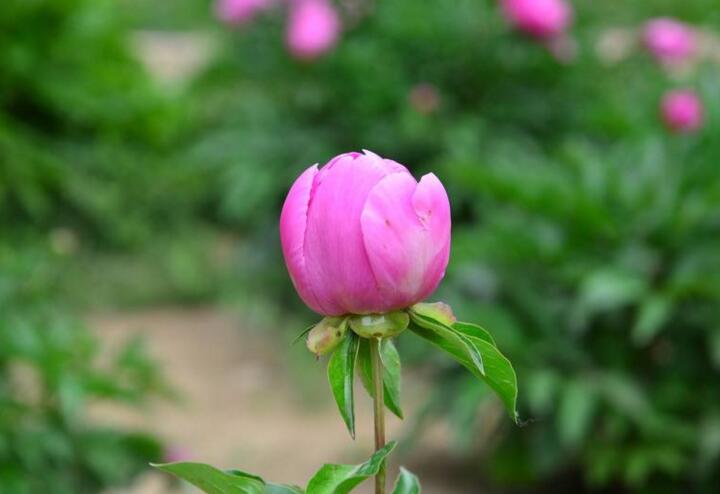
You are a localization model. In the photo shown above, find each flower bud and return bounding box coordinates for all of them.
[501,0,572,40]
[306,317,347,356]
[286,0,341,59]
[661,89,703,133]
[349,311,409,339]
[280,151,451,316]
[214,0,271,25]
[411,302,456,326]
[643,18,696,65]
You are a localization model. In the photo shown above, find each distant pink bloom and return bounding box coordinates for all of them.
[286,0,341,59]
[501,0,572,39]
[643,18,696,65]
[215,0,271,25]
[280,151,451,316]
[661,89,703,133]
[409,83,440,115]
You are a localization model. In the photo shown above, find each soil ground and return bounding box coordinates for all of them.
[89,307,483,494]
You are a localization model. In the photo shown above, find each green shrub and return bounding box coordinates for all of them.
[0,1,174,491]
[187,0,720,491]
[0,243,167,494]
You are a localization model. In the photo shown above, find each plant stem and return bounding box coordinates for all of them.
[370,337,386,494]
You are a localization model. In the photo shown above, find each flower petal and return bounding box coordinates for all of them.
[411,173,452,300]
[304,151,408,314]
[279,164,325,314]
[360,172,451,309]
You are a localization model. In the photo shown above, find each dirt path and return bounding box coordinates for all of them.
[89,307,481,494]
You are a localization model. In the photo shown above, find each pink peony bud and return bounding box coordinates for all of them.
[643,18,696,65]
[280,151,451,316]
[661,89,704,133]
[215,0,271,25]
[286,0,341,59]
[501,0,572,39]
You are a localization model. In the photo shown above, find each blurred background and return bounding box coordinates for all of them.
[2,0,720,493]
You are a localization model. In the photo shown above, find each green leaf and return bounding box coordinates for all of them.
[357,338,404,419]
[327,332,360,438]
[266,484,305,494]
[452,321,496,347]
[409,311,518,422]
[391,467,421,494]
[306,441,397,494]
[409,311,485,375]
[153,464,304,494]
[557,379,597,446]
[632,296,671,345]
[152,462,264,494]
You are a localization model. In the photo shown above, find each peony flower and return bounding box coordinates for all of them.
[661,89,704,133]
[501,0,572,39]
[286,0,341,59]
[643,18,696,65]
[280,151,451,316]
[214,0,271,25]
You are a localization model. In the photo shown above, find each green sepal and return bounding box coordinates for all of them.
[408,309,519,423]
[411,302,456,326]
[391,467,421,494]
[357,338,404,419]
[348,311,409,339]
[307,317,349,356]
[305,441,397,494]
[327,331,360,438]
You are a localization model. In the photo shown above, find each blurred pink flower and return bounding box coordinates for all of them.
[286,0,341,59]
[643,18,696,65]
[215,0,271,25]
[501,0,572,39]
[661,89,703,133]
[280,150,451,316]
[409,83,440,115]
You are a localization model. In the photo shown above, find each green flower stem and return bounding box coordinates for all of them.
[370,337,387,494]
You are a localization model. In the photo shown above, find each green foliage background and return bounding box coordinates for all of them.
[2,0,720,492]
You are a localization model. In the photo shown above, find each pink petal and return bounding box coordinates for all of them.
[412,173,452,300]
[360,172,451,309]
[303,151,408,314]
[279,164,325,314]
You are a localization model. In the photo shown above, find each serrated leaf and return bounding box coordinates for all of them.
[409,311,518,422]
[328,332,359,438]
[357,338,404,419]
[391,467,421,494]
[152,462,264,494]
[306,441,397,494]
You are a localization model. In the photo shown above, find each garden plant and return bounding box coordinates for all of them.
[154,150,520,492]
[3,0,720,493]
